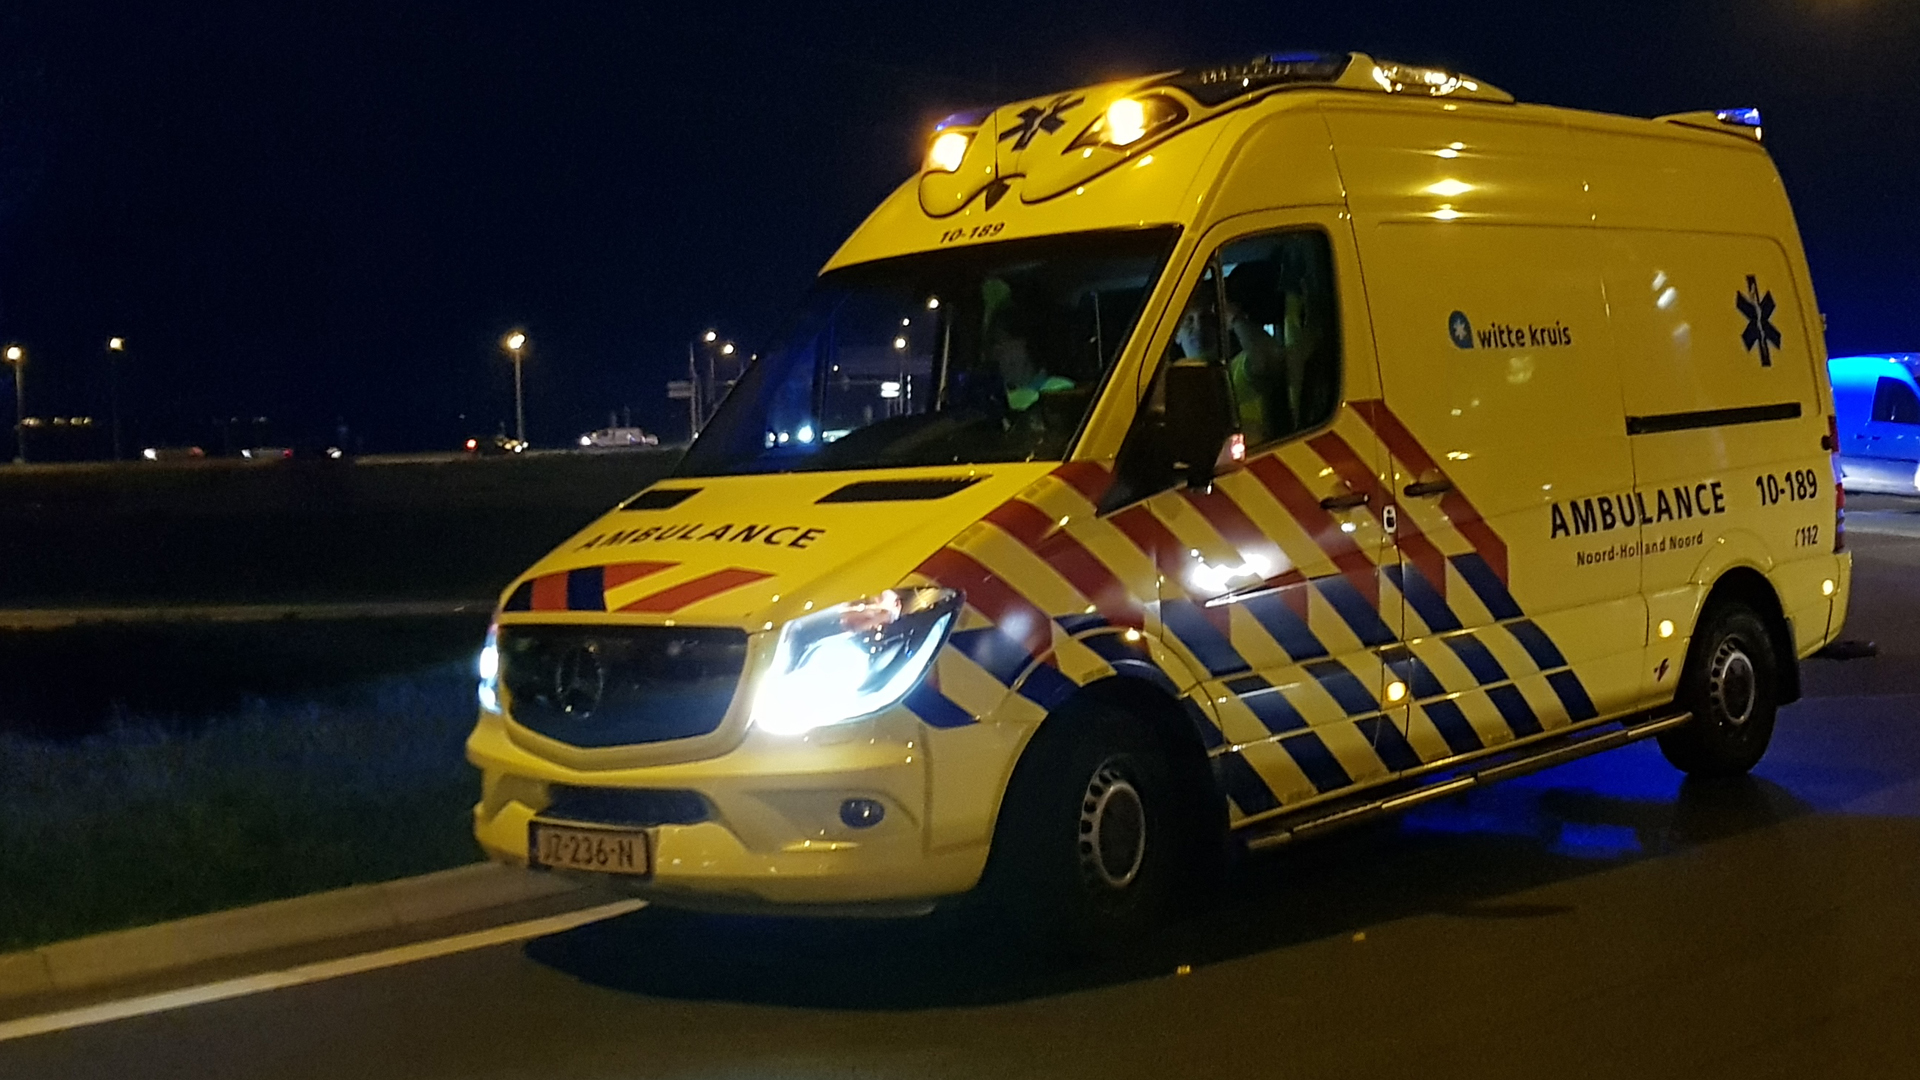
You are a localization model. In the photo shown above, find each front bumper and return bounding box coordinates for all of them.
[466,709,991,909]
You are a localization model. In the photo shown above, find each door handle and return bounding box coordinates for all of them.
[1403,478,1454,497]
[1319,490,1370,510]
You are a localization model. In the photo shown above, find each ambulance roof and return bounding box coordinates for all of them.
[823,50,1770,272]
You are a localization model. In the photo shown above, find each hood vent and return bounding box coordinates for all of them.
[623,487,700,511]
[816,477,983,504]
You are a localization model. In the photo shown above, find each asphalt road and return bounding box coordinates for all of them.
[6,536,1920,1079]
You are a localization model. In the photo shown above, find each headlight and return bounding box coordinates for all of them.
[477,623,502,714]
[750,588,960,736]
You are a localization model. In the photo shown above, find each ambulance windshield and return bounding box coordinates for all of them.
[676,228,1177,476]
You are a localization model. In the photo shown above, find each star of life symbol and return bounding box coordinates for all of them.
[1735,275,1782,367]
[1000,94,1084,151]
[1448,310,1474,349]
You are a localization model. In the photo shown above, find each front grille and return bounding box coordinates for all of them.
[500,625,748,749]
[542,785,712,826]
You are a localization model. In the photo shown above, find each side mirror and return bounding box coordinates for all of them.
[1164,359,1232,490]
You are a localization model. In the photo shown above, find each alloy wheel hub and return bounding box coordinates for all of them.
[1078,764,1146,891]
[1709,640,1757,728]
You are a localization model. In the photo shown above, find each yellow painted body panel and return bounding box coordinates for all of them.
[469,59,1849,908]
[499,463,1058,633]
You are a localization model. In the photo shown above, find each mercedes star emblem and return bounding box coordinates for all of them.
[552,641,607,717]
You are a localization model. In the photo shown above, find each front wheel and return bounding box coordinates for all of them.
[978,701,1197,956]
[1658,602,1780,777]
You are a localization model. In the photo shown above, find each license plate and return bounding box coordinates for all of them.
[529,821,651,876]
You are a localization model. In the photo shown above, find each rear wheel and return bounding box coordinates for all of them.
[978,700,1200,956]
[1658,602,1779,777]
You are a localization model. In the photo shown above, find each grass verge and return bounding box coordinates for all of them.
[0,614,489,738]
[0,663,481,952]
[0,452,677,607]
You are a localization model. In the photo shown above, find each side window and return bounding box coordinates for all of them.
[1216,230,1341,447]
[1107,228,1344,510]
[1153,230,1341,448]
[1871,376,1920,425]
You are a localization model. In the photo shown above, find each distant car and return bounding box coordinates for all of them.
[239,446,293,461]
[1829,354,1920,494]
[577,426,659,448]
[140,445,205,461]
[465,434,526,456]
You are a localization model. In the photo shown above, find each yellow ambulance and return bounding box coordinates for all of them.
[468,51,1849,941]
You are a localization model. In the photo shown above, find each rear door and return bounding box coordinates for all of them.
[1599,229,1826,701]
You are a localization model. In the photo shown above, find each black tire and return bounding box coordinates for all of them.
[1657,602,1780,777]
[977,700,1199,956]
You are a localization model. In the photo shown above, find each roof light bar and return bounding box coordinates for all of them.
[1654,108,1765,141]
[1154,52,1352,107]
[1267,49,1342,65]
[1371,61,1481,97]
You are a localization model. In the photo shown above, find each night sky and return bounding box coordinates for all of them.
[2,0,1916,452]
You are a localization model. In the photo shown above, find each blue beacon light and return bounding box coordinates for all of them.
[934,107,992,132]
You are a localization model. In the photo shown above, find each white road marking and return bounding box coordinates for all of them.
[0,899,644,1044]
[1843,511,1920,539]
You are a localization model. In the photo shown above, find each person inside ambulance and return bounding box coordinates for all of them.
[1222,260,1294,442]
[1167,231,1339,448]
[1170,268,1225,367]
[981,276,1076,414]
[1259,232,1339,435]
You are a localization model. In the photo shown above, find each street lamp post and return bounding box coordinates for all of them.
[4,345,23,464]
[684,329,743,440]
[712,341,736,425]
[107,337,126,461]
[689,329,721,439]
[503,331,528,445]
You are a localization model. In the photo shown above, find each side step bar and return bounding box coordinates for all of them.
[1241,712,1694,853]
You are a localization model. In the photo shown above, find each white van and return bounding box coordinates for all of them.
[1830,354,1920,494]
[578,426,660,449]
